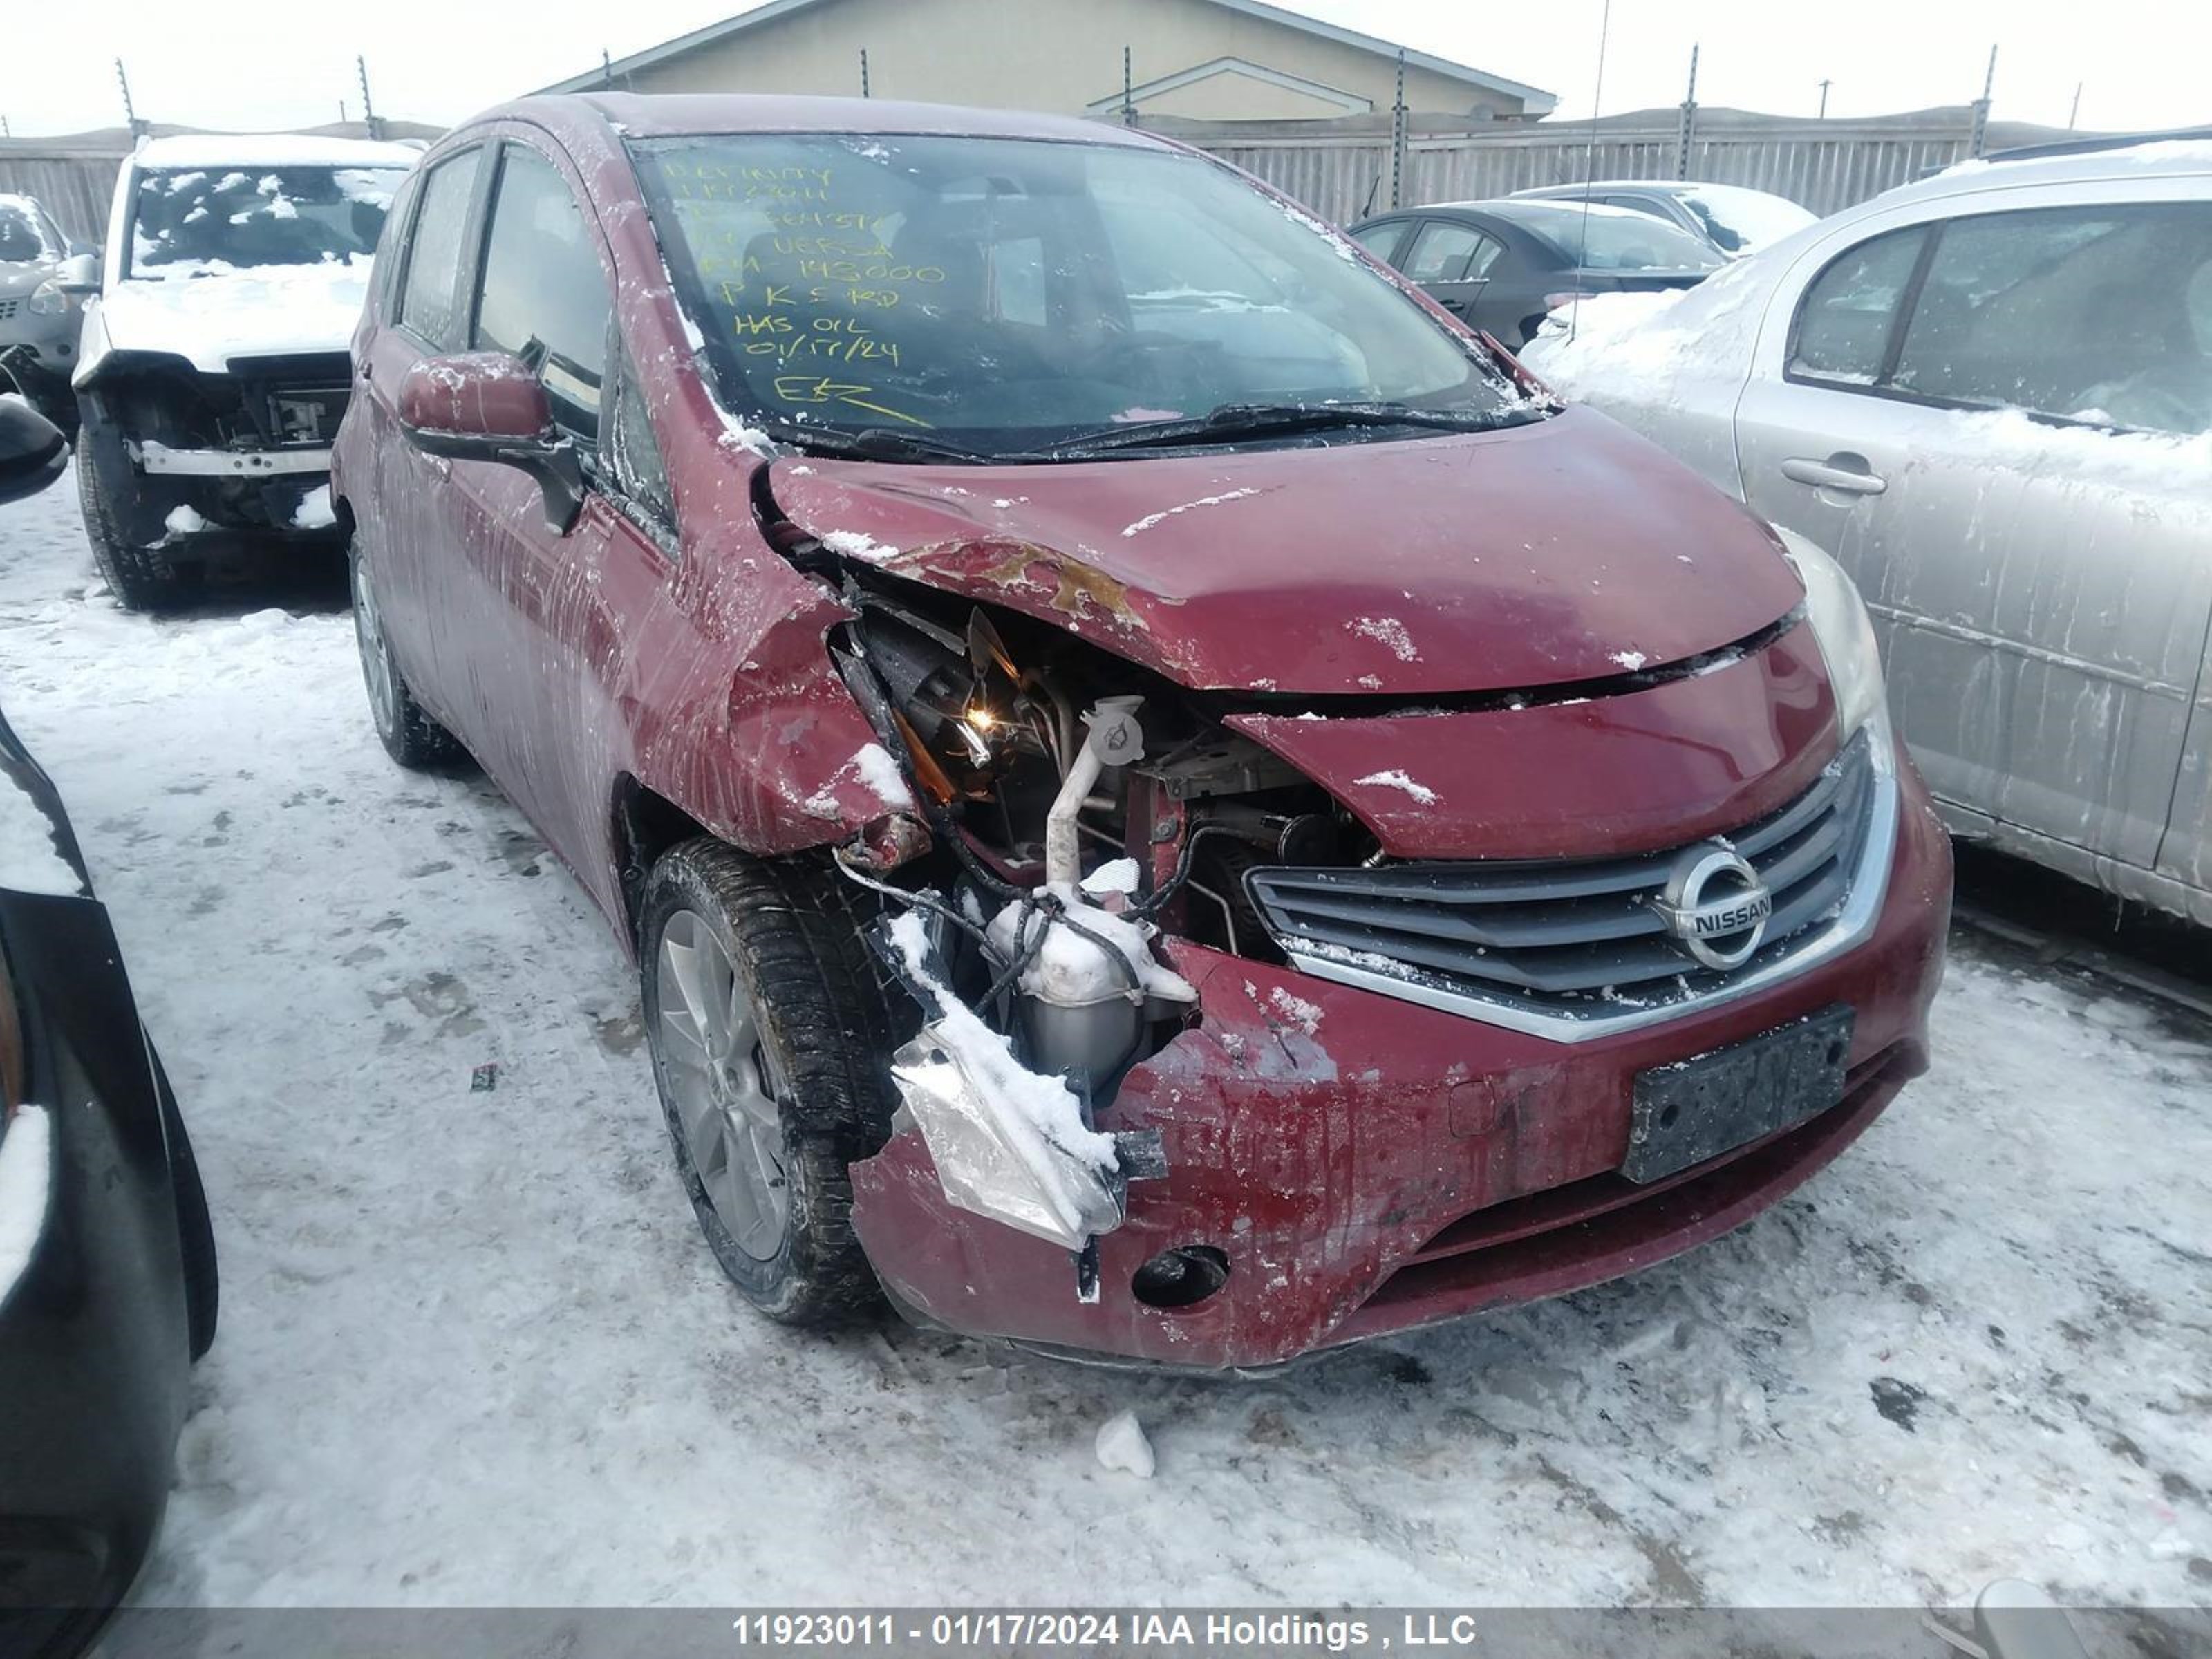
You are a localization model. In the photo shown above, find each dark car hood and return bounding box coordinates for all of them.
[771,405,1803,695]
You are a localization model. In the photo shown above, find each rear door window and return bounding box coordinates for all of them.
[1400,221,1490,284]
[471,144,610,448]
[395,149,482,347]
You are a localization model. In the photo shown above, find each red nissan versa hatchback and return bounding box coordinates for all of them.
[333,94,1950,1370]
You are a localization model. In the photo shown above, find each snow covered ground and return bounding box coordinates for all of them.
[0,465,2206,1610]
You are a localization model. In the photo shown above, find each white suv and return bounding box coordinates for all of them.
[66,134,417,609]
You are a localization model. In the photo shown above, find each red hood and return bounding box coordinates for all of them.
[769,406,1805,695]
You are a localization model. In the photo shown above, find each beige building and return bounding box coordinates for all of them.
[543,0,1554,123]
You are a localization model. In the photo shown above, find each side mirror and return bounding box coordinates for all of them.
[53,252,101,297]
[0,396,68,508]
[397,352,582,532]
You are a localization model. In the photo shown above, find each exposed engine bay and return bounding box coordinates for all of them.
[806,550,1375,1284]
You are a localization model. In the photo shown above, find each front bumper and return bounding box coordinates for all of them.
[850,760,1953,1371]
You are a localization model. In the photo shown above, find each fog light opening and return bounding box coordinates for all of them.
[1131,1244,1230,1311]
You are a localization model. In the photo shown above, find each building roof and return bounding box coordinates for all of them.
[541,0,1557,113]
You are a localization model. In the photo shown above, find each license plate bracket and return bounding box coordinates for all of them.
[1625,1005,1855,1184]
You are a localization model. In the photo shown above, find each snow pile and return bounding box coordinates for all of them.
[1094,1410,1155,1479]
[1346,616,1418,662]
[884,910,1116,1172]
[96,256,378,376]
[0,778,83,897]
[987,892,1197,1009]
[803,742,915,818]
[1920,406,2212,487]
[0,1107,53,1309]
[164,504,207,538]
[1519,258,1768,407]
[818,529,898,564]
[1611,649,1649,671]
[1353,768,1438,805]
[1078,857,1140,898]
[1120,487,1260,538]
[292,485,337,530]
[715,409,776,458]
[1266,986,1323,1033]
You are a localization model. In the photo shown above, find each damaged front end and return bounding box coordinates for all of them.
[75,350,348,547]
[756,443,1945,1370]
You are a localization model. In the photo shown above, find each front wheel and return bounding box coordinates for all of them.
[641,841,908,1326]
[350,540,465,769]
[77,451,194,613]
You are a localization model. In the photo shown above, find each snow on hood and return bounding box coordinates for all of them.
[1519,256,1771,404]
[768,409,1804,695]
[94,254,374,375]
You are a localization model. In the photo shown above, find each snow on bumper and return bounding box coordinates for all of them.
[850,770,1951,1370]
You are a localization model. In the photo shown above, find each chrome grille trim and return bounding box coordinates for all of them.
[1255,728,1900,1043]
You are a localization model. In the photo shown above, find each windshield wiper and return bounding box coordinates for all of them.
[756,421,1006,466]
[1043,400,1542,458]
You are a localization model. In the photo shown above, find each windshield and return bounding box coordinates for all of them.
[632,133,1521,454]
[0,198,58,265]
[1674,185,1818,254]
[128,165,406,276]
[1511,204,1725,272]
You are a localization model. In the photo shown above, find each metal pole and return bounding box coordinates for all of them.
[601,48,614,88]
[1817,79,1832,119]
[859,48,870,98]
[357,56,384,141]
[2068,80,2082,129]
[1389,48,1407,210]
[1969,44,1996,157]
[1676,43,1698,180]
[116,58,147,140]
[1123,46,1135,126]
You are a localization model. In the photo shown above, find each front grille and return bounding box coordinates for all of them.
[0,297,19,321]
[1248,731,1880,1027]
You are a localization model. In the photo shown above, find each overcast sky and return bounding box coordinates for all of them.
[4,0,2206,138]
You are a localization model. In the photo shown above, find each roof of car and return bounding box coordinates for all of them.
[132,133,424,170]
[1900,136,2212,204]
[1514,180,1693,197]
[1420,198,1673,225]
[476,93,1172,152]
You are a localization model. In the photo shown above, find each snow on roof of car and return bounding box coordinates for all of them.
[1922,136,2212,195]
[133,133,422,171]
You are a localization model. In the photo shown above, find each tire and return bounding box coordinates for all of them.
[350,539,466,769]
[153,1049,218,1362]
[77,449,194,613]
[641,840,911,1327]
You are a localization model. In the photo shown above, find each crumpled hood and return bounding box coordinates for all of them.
[771,406,1805,695]
[89,257,372,376]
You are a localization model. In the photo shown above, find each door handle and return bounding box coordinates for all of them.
[1781,455,1887,496]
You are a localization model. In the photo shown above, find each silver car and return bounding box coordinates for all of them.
[0,193,82,428]
[1524,138,2212,926]
[1510,179,1817,258]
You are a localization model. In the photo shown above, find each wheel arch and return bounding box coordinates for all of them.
[610,774,710,951]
